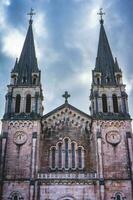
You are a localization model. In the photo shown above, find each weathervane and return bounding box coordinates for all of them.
[97,8,105,24]
[62,91,71,103]
[27,8,36,23]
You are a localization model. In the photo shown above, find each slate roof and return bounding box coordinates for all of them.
[95,21,121,85]
[12,19,39,84]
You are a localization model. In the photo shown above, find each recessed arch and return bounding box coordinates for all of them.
[49,138,85,170]
[26,94,31,113]
[15,94,21,113]
[112,94,119,113]
[102,94,108,113]
[58,196,75,200]
[9,191,23,200]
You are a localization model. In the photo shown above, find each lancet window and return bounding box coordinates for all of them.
[102,94,108,113]
[50,138,84,170]
[15,94,21,113]
[112,94,119,113]
[26,94,31,113]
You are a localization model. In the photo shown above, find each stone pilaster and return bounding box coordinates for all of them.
[30,180,35,200]
[31,132,37,179]
[97,130,105,200]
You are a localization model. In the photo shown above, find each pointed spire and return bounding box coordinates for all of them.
[12,58,18,72]
[95,9,120,84]
[12,9,40,85]
[114,57,121,72]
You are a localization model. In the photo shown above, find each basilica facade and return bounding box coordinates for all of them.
[0,10,133,200]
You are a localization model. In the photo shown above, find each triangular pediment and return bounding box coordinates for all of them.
[41,103,92,132]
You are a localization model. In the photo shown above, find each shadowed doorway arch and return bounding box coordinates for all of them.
[58,197,75,200]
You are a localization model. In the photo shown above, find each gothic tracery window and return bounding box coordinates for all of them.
[102,94,108,113]
[26,94,31,113]
[15,94,21,113]
[50,138,84,170]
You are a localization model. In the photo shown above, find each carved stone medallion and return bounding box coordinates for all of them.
[106,131,121,145]
[13,131,27,145]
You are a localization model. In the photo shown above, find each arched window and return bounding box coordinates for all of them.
[33,77,36,85]
[49,138,85,170]
[26,94,31,113]
[112,94,119,113]
[106,76,110,83]
[22,76,26,83]
[102,94,108,113]
[13,195,19,200]
[51,147,56,169]
[78,147,82,169]
[116,75,121,84]
[72,143,75,169]
[58,143,62,169]
[115,193,122,200]
[15,94,21,113]
[97,77,100,85]
[11,75,17,85]
[65,138,69,169]
[32,75,38,85]
[9,191,23,200]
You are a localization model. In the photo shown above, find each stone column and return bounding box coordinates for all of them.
[1,132,8,177]
[21,96,25,113]
[97,130,105,200]
[126,132,133,198]
[29,180,35,200]
[31,132,37,179]
[0,132,8,199]
[126,132,133,176]
[35,92,39,114]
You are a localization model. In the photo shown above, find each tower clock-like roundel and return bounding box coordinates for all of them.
[13,131,27,145]
[106,131,121,145]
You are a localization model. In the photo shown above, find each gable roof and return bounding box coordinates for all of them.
[42,103,91,120]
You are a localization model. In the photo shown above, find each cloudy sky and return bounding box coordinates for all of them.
[0,0,133,122]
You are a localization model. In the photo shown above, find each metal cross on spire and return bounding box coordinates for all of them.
[62,91,71,103]
[97,8,105,24]
[27,8,36,23]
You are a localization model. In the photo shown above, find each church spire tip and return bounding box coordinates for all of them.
[97,8,105,24]
[27,8,36,24]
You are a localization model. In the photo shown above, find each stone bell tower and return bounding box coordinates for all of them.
[0,9,43,199]
[90,9,133,200]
